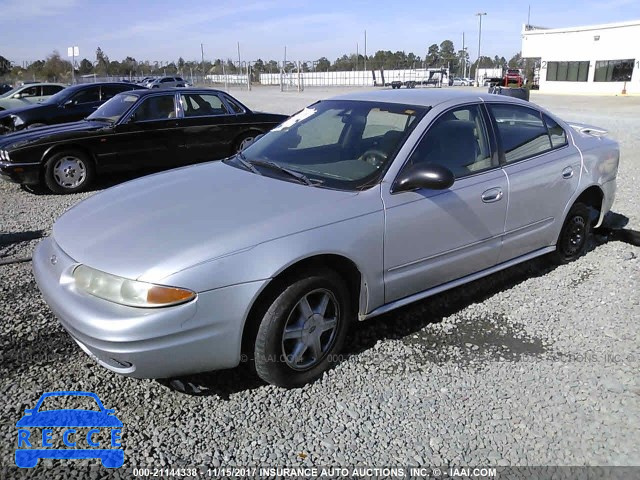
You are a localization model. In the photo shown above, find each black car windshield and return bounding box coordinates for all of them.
[87,93,139,122]
[44,88,74,105]
[237,100,426,190]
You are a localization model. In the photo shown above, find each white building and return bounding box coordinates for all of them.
[522,19,640,94]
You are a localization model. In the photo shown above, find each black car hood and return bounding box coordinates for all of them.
[0,101,52,118]
[0,120,112,148]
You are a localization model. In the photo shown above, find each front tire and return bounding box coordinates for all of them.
[551,202,591,264]
[44,149,95,194]
[234,132,258,152]
[254,269,351,388]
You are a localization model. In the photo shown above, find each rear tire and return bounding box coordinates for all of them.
[550,202,591,264]
[253,269,351,388]
[44,149,95,194]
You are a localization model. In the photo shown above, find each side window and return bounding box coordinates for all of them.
[405,104,494,178]
[180,94,229,117]
[222,94,245,114]
[70,87,100,105]
[130,95,176,121]
[101,85,128,102]
[42,85,63,95]
[489,104,552,163]
[20,86,39,98]
[543,114,567,149]
[160,78,173,83]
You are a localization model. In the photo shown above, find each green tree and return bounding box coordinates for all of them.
[78,58,93,75]
[41,51,72,81]
[95,47,110,75]
[508,52,523,68]
[439,40,457,71]
[425,44,440,67]
[316,57,331,71]
[0,55,11,75]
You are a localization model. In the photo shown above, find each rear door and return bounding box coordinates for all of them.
[178,92,237,163]
[487,102,581,262]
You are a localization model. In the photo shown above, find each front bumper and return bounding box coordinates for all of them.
[0,160,41,185]
[32,236,267,379]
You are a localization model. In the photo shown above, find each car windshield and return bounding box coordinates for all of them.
[44,87,73,105]
[235,100,426,190]
[87,93,139,122]
[0,86,26,99]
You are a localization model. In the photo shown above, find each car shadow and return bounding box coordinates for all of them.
[153,211,637,398]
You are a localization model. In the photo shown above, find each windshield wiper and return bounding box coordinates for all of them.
[234,151,260,174]
[85,117,115,124]
[249,159,314,186]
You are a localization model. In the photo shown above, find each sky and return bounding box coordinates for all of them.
[2,0,640,65]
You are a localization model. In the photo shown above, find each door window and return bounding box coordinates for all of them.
[489,104,554,163]
[70,87,100,105]
[18,86,39,98]
[404,104,494,178]
[130,95,176,121]
[42,85,63,95]
[180,93,229,117]
[101,85,130,101]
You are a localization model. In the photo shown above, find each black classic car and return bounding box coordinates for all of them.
[0,88,288,193]
[0,82,145,134]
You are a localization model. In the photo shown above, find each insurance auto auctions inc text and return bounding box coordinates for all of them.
[231,467,497,478]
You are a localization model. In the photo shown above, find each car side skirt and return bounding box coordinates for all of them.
[360,246,555,320]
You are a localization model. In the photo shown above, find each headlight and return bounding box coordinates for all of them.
[0,150,8,161]
[10,115,23,127]
[72,265,196,308]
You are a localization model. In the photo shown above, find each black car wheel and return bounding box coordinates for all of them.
[253,269,351,388]
[44,150,95,194]
[551,202,591,264]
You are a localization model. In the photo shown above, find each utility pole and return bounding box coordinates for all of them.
[462,32,465,77]
[364,30,367,72]
[356,42,359,71]
[475,12,487,86]
[237,41,241,67]
[200,43,205,81]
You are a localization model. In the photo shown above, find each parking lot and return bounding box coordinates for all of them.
[1,87,639,471]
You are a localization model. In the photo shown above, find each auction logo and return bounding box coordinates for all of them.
[15,391,123,468]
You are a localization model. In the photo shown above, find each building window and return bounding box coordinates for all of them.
[594,59,635,82]
[546,61,589,82]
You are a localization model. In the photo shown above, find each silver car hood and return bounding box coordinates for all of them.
[53,161,367,282]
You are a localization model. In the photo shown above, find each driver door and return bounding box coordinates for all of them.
[382,103,508,302]
[108,93,183,171]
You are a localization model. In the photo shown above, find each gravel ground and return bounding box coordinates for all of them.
[1,87,639,476]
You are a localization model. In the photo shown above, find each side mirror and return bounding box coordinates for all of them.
[63,99,76,108]
[392,163,455,193]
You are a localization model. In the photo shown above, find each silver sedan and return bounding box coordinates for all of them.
[33,89,619,388]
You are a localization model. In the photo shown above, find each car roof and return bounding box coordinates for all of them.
[124,87,226,98]
[65,82,143,92]
[328,88,528,108]
[16,82,67,88]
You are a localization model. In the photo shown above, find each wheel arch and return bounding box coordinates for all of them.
[240,253,363,357]
[573,184,604,226]
[232,128,265,151]
[40,143,97,179]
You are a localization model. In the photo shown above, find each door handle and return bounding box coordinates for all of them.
[562,166,574,179]
[481,188,503,203]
